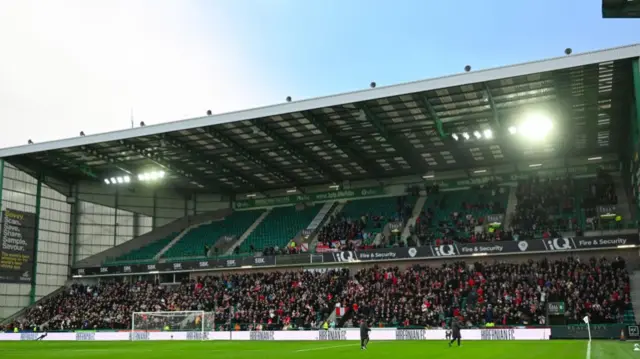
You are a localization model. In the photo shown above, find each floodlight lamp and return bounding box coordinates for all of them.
[473,131,481,139]
[104,179,110,185]
[123,176,131,183]
[116,177,124,184]
[462,132,470,140]
[452,133,459,141]
[483,129,493,139]
[110,177,117,184]
[508,126,517,135]
[158,170,166,178]
[520,114,552,140]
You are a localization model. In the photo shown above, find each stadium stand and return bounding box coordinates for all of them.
[8,256,631,332]
[241,204,321,255]
[411,185,509,245]
[162,210,265,259]
[106,232,181,264]
[337,256,633,328]
[316,196,415,250]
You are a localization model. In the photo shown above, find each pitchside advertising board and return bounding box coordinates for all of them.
[0,209,36,283]
[550,324,639,339]
[0,328,550,341]
[71,234,638,276]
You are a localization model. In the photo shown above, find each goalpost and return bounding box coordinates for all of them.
[131,311,215,340]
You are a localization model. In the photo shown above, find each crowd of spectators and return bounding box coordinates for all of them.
[510,176,576,240]
[6,255,630,332]
[7,269,350,332]
[337,256,630,328]
[410,184,507,245]
[583,170,619,230]
[511,171,620,239]
[315,196,413,251]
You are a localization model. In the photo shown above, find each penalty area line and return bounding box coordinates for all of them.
[295,344,355,352]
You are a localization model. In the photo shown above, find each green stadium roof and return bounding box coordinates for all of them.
[0,44,639,195]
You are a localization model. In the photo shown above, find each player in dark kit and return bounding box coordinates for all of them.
[448,318,461,347]
[360,319,371,350]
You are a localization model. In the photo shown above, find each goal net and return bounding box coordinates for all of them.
[131,311,214,339]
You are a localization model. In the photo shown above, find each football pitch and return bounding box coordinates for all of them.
[0,340,636,359]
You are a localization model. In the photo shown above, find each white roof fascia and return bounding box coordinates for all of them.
[0,44,638,159]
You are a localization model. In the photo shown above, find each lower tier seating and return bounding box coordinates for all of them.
[12,256,630,331]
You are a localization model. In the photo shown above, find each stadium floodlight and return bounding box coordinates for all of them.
[423,174,434,179]
[462,132,470,140]
[508,126,517,134]
[110,177,116,184]
[123,175,131,183]
[452,133,459,141]
[473,131,481,139]
[116,177,124,184]
[529,163,542,168]
[473,169,486,174]
[286,188,297,193]
[519,114,553,140]
[588,156,602,161]
[138,170,166,182]
[483,129,493,139]
[104,179,110,184]
[246,193,257,198]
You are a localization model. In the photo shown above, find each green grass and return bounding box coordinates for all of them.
[0,340,636,359]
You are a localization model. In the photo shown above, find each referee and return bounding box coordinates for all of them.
[448,317,461,347]
[360,319,371,350]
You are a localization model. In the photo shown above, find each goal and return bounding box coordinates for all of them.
[131,311,214,339]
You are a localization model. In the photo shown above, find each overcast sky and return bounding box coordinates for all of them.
[0,0,638,149]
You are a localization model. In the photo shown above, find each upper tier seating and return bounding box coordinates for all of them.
[106,232,180,264]
[317,195,415,250]
[512,172,623,239]
[162,210,264,259]
[241,204,320,253]
[414,186,508,244]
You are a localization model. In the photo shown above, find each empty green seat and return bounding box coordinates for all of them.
[108,232,179,264]
[162,210,264,259]
[241,205,320,252]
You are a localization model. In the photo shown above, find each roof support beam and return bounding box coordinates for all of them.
[253,120,344,184]
[47,152,99,179]
[358,105,428,173]
[159,136,270,194]
[120,140,232,193]
[9,157,78,185]
[303,111,381,176]
[418,96,446,139]
[80,145,136,175]
[483,83,501,128]
[203,127,303,191]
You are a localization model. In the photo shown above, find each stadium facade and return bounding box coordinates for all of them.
[1,44,640,323]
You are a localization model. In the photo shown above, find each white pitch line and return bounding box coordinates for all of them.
[295,344,354,352]
[586,340,591,359]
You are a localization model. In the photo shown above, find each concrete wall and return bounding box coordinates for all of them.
[0,163,71,320]
[75,201,152,262]
[76,181,229,229]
